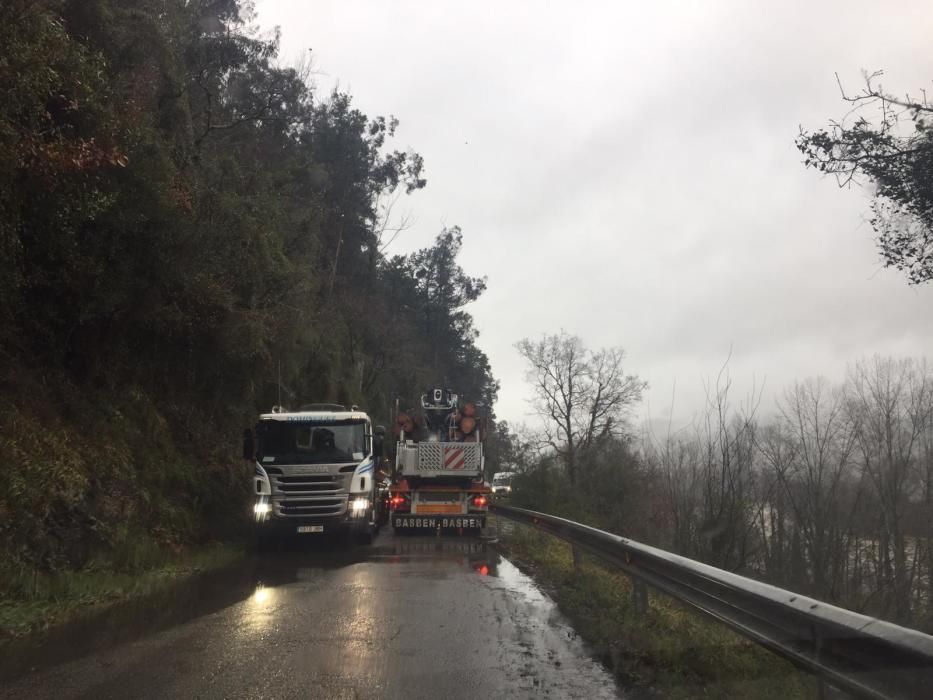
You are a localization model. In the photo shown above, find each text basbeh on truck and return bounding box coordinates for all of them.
[388,388,491,532]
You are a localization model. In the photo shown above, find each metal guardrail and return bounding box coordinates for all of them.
[490,503,933,700]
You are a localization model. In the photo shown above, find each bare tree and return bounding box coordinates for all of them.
[759,378,858,600]
[652,432,703,555]
[645,361,761,571]
[694,366,761,571]
[846,356,932,622]
[918,387,933,620]
[373,189,414,252]
[515,331,646,484]
[754,423,798,586]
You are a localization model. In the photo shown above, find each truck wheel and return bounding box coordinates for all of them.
[355,527,374,545]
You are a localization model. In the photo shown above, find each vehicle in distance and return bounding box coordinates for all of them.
[492,471,515,497]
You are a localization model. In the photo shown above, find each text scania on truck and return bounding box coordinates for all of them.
[242,403,385,548]
[388,388,491,532]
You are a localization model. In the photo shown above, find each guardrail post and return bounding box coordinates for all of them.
[631,577,648,615]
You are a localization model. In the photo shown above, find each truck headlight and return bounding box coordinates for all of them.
[350,497,369,517]
[254,502,271,515]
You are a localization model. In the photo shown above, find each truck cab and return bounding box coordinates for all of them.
[244,404,383,547]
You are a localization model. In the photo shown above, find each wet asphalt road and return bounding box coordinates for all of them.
[2,531,622,699]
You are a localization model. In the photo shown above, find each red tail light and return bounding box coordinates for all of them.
[471,495,488,508]
[389,494,411,512]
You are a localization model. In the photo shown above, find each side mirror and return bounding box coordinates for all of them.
[242,429,255,461]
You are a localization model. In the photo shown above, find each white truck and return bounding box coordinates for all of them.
[388,388,491,532]
[243,404,384,548]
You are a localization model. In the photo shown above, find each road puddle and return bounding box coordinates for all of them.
[1,532,623,699]
[361,535,500,583]
[0,532,500,682]
[481,554,622,698]
[0,557,258,682]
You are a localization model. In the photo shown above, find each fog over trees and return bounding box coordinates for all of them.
[506,350,933,629]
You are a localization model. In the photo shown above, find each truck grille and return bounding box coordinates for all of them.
[279,498,346,516]
[265,467,348,518]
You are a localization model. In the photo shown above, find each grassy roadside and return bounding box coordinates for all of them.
[495,520,819,699]
[0,541,246,640]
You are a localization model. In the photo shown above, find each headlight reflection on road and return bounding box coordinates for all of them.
[237,583,278,638]
[341,567,379,642]
[253,584,271,605]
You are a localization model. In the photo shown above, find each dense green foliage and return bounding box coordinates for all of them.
[0,0,495,576]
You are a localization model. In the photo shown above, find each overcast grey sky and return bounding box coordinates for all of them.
[257,0,933,430]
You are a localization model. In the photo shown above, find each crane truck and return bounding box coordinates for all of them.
[242,403,384,548]
[388,388,491,532]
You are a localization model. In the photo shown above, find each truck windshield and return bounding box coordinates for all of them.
[257,420,367,465]
[493,474,512,486]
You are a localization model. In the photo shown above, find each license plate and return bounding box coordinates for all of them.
[297,525,324,533]
[417,492,461,503]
